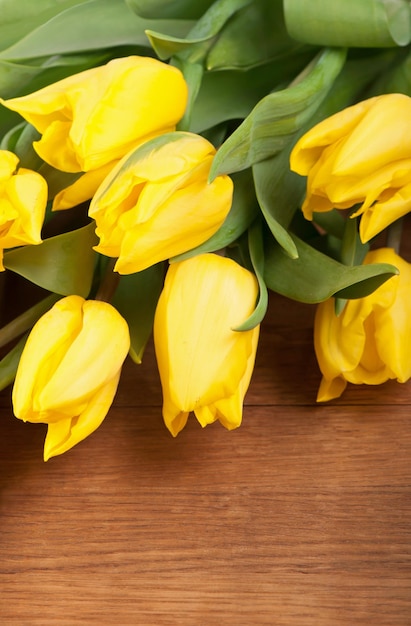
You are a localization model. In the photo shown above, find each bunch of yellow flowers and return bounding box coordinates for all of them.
[0,0,411,460]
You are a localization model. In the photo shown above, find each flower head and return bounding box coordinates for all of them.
[290,94,411,242]
[89,132,234,274]
[12,295,130,460]
[0,149,47,270]
[1,56,188,173]
[154,253,260,436]
[314,248,411,401]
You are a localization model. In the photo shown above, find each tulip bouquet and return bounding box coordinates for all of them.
[0,0,411,460]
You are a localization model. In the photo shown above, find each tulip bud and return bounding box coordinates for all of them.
[290,93,411,242]
[89,132,234,274]
[153,253,260,436]
[1,56,188,173]
[12,295,130,460]
[0,149,47,270]
[314,248,411,401]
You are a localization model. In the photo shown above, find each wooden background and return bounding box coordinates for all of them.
[1,254,411,624]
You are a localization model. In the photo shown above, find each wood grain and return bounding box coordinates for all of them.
[1,274,411,624]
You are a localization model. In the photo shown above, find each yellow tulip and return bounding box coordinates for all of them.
[154,254,260,436]
[88,132,234,274]
[12,295,130,461]
[290,94,411,242]
[314,248,411,402]
[1,56,188,173]
[0,149,47,270]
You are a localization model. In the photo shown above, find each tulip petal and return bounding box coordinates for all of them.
[158,257,257,408]
[1,56,188,172]
[52,161,118,211]
[115,173,233,273]
[12,295,84,421]
[123,133,215,182]
[37,300,130,415]
[119,157,214,227]
[162,406,190,438]
[71,59,188,171]
[43,371,121,461]
[155,254,259,435]
[35,120,80,172]
[316,376,347,402]
[373,253,411,382]
[314,297,365,380]
[333,94,411,177]
[210,324,259,429]
[0,85,70,133]
[314,248,411,399]
[0,151,19,180]
[291,94,411,239]
[359,181,411,242]
[0,152,47,266]
[290,97,378,174]
[3,169,47,245]
[195,405,218,428]
[90,133,233,270]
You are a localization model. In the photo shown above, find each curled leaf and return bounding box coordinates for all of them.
[284,0,411,48]
[3,223,97,297]
[209,47,346,178]
[235,218,268,331]
[264,233,398,303]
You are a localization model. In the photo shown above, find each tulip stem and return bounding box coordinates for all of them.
[94,258,119,303]
[386,218,403,254]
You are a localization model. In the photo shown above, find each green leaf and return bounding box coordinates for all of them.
[0,105,20,138]
[0,0,91,51]
[0,59,47,98]
[146,0,251,61]
[264,234,398,303]
[0,0,192,61]
[112,263,165,363]
[246,49,391,257]
[333,274,398,300]
[206,0,305,71]
[252,146,304,259]
[235,219,268,331]
[171,168,260,261]
[146,31,203,60]
[3,223,98,297]
[125,0,213,19]
[175,60,204,131]
[283,0,411,48]
[12,122,43,170]
[333,216,369,315]
[0,120,25,151]
[0,334,27,392]
[340,215,369,267]
[209,47,346,178]
[365,47,411,97]
[189,51,314,133]
[0,51,117,99]
[312,210,346,240]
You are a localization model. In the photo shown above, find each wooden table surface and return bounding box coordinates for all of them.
[1,284,410,625]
